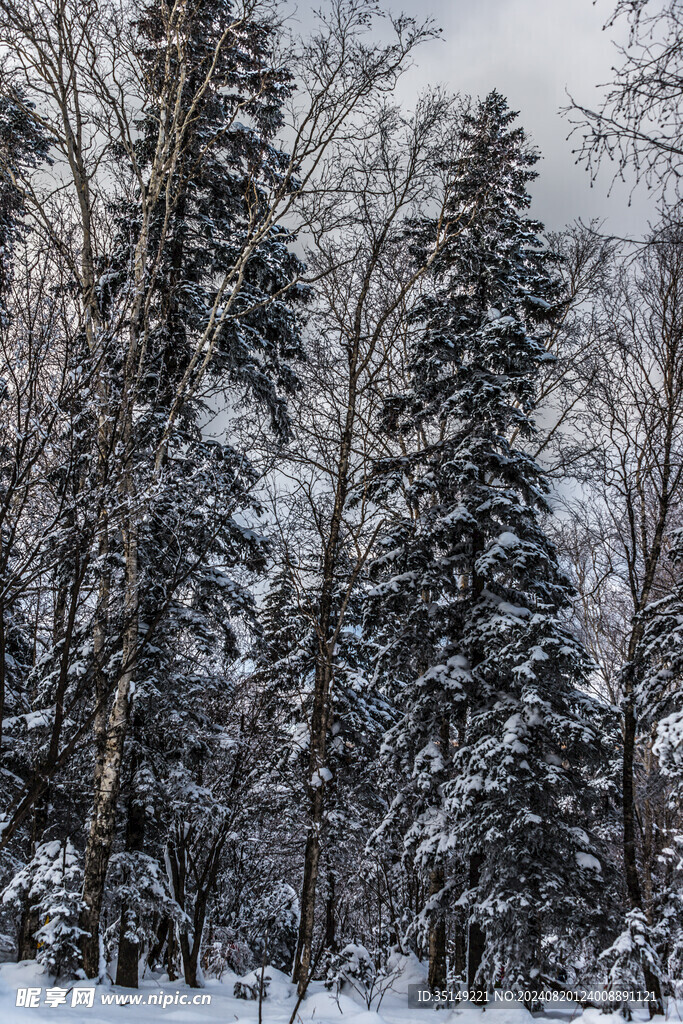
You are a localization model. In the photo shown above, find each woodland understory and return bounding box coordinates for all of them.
[1,0,683,1016]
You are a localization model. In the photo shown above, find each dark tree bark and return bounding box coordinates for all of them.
[467,853,486,1002]
[116,745,146,987]
[17,782,50,960]
[148,916,169,971]
[454,914,466,978]
[428,714,450,991]
[167,822,226,987]
[427,865,447,991]
[324,868,337,953]
[622,669,663,1017]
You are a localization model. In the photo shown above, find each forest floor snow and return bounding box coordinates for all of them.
[0,960,668,1024]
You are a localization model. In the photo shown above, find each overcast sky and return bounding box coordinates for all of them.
[300,0,657,238]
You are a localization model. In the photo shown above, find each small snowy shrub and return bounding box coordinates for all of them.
[2,839,85,978]
[325,942,395,1009]
[326,942,374,988]
[246,881,299,972]
[201,927,253,978]
[234,968,271,1001]
[600,909,663,1019]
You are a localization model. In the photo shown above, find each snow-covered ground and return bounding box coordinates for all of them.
[0,960,663,1024]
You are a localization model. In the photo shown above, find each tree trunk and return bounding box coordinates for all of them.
[92,529,111,793]
[467,852,486,1003]
[116,908,138,987]
[179,931,198,988]
[80,512,138,978]
[18,785,51,960]
[428,865,447,991]
[80,705,130,977]
[167,823,221,989]
[167,923,179,982]
[622,667,663,1017]
[324,868,337,953]
[622,677,642,912]
[116,751,146,987]
[292,812,323,992]
[18,905,40,962]
[148,916,169,971]
[292,645,335,993]
[454,914,466,978]
[428,714,450,991]
[467,530,487,1002]
[179,888,210,988]
[0,598,5,756]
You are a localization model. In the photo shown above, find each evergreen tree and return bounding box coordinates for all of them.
[0,92,49,314]
[641,528,683,784]
[0,89,49,747]
[76,0,307,985]
[105,0,306,439]
[2,839,85,978]
[368,91,608,993]
[601,909,664,1019]
[638,529,683,992]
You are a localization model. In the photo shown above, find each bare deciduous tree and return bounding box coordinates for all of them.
[255,92,482,994]
[558,221,683,1012]
[569,0,683,198]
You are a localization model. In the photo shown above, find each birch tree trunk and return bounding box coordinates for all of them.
[81,506,138,977]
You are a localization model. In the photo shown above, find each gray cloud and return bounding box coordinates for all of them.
[297,0,657,236]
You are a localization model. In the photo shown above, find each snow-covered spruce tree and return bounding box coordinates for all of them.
[0,89,49,757]
[651,843,683,996]
[107,438,275,987]
[638,528,683,991]
[75,0,306,985]
[368,91,608,995]
[107,0,306,438]
[0,91,49,314]
[640,529,683,788]
[2,839,85,978]
[600,909,664,1018]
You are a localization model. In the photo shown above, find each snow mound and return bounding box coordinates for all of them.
[233,964,294,1002]
[299,987,362,1017]
[576,851,602,872]
[384,949,427,994]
